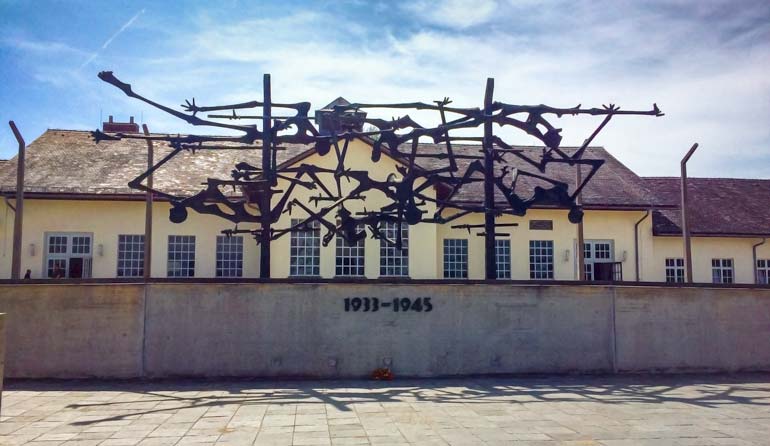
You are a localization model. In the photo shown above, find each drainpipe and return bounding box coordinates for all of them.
[680,143,698,283]
[753,238,767,284]
[576,164,586,280]
[634,209,651,282]
[9,121,25,280]
[2,196,15,212]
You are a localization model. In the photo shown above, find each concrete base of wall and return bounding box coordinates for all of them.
[1,312,5,412]
[0,283,769,378]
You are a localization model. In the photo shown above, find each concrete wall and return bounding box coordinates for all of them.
[1,312,5,404]
[615,286,770,371]
[0,284,144,378]
[0,282,769,378]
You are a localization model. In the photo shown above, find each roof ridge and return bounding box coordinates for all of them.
[643,176,770,181]
[47,128,93,133]
[592,148,653,204]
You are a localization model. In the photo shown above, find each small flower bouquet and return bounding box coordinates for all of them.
[371,367,394,380]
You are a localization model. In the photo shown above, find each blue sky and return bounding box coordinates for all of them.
[1,0,769,177]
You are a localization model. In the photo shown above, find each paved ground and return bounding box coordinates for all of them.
[1,374,770,445]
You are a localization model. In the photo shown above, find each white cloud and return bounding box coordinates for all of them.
[8,2,769,178]
[402,0,498,29]
[1,38,87,57]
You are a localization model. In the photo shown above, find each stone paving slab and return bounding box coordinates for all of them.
[1,374,769,445]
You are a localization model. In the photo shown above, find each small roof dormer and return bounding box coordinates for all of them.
[315,97,367,135]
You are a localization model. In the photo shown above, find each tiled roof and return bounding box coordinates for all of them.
[0,129,654,208]
[415,144,653,208]
[0,130,311,196]
[644,177,770,237]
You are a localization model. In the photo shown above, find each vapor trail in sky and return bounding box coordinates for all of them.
[79,8,145,69]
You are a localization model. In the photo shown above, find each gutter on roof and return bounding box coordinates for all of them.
[1,191,160,201]
[447,201,656,211]
[2,190,663,210]
[654,232,770,238]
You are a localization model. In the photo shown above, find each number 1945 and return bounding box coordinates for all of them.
[343,297,433,312]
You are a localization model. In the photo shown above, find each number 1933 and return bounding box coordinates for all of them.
[343,297,433,313]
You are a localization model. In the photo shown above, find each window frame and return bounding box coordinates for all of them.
[757,259,770,285]
[379,221,409,277]
[711,258,734,284]
[216,235,244,278]
[664,257,685,283]
[117,234,145,278]
[529,240,554,280]
[167,235,196,278]
[495,239,511,279]
[335,224,366,277]
[290,219,321,277]
[443,238,468,279]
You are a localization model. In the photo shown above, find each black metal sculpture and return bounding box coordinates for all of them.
[93,72,662,279]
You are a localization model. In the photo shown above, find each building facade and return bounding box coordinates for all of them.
[1,125,769,284]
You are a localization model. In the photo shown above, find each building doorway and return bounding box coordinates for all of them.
[44,232,93,278]
[583,240,621,281]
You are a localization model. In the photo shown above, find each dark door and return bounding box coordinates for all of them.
[594,262,614,281]
[69,257,84,278]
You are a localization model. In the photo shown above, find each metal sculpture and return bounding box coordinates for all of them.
[93,72,662,279]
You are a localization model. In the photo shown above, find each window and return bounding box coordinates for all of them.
[216,235,243,277]
[712,258,733,284]
[757,259,770,284]
[664,258,684,283]
[336,225,365,277]
[529,240,554,279]
[290,219,320,276]
[583,240,614,281]
[443,239,468,279]
[167,235,195,277]
[379,222,409,277]
[117,235,144,277]
[495,239,511,279]
[45,232,92,279]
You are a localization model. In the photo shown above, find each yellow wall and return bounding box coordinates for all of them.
[584,210,653,282]
[1,194,766,283]
[0,199,13,278]
[0,139,437,280]
[268,139,437,279]
[651,236,770,283]
[0,199,260,279]
[0,137,766,283]
[435,208,652,281]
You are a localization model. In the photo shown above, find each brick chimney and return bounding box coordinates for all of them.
[102,115,140,133]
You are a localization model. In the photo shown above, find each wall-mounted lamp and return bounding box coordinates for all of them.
[97,244,104,257]
[621,250,627,262]
[563,249,571,262]
[29,243,36,257]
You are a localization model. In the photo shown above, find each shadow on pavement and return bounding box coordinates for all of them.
[5,372,770,425]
